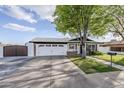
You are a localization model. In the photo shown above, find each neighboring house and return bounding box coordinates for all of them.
[26,37,101,57]
[100,40,124,54]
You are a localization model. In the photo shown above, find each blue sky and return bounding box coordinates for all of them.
[0,5,116,44]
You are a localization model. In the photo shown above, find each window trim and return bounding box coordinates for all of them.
[52,44,57,47]
[59,44,64,47]
[38,44,44,47]
[69,43,75,49]
[46,44,51,47]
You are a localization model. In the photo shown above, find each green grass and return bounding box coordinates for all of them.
[69,56,119,74]
[95,54,124,66]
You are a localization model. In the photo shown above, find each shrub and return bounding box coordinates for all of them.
[89,51,103,55]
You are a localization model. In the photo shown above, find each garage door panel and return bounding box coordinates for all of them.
[36,44,67,56]
[37,47,52,56]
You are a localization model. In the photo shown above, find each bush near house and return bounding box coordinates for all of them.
[89,51,104,55]
[69,56,119,74]
[95,54,124,66]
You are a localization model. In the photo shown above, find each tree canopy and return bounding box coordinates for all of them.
[105,6,124,40]
[54,5,114,57]
[54,5,113,37]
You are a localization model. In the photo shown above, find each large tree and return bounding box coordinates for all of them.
[105,6,124,40]
[54,5,113,58]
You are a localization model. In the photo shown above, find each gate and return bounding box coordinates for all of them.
[3,45,27,57]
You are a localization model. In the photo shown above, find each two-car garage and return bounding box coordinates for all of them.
[26,38,70,57]
[35,44,67,56]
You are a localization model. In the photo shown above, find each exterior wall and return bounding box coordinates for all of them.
[26,43,34,57]
[97,44,110,53]
[0,46,3,57]
[26,42,109,57]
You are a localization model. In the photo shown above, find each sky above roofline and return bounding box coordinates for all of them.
[0,5,117,45]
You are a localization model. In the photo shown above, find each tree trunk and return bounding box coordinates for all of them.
[82,31,87,58]
[82,18,88,58]
[118,32,124,40]
[112,24,124,40]
[77,19,83,56]
[79,30,83,56]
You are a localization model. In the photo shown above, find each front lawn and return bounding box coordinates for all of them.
[95,54,124,66]
[69,56,119,74]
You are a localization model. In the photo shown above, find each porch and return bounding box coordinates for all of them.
[67,41,98,56]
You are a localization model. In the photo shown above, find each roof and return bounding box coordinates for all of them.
[70,37,92,41]
[29,37,98,43]
[30,38,71,43]
[101,40,124,47]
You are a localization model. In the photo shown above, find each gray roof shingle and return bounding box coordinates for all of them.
[30,37,97,43]
[30,37,71,43]
[101,40,124,46]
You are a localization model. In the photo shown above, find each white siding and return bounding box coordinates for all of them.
[0,46,3,57]
[26,43,34,57]
[77,44,80,54]
[97,44,110,53]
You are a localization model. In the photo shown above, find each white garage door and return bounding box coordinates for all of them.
[36,44,67,56]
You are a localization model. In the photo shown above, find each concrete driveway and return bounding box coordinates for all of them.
[0,56,123,88]
[0,56,98,88]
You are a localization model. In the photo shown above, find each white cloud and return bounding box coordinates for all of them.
[0,6,37,23]
[3,23,36,32]
[23,5,56,22]
[0,5,56,23]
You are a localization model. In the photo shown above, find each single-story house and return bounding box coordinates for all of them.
[26,37,103,57]
[0,37,108,57]
[100,40,124,54]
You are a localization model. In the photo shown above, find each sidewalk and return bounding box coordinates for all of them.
[87,56,124,70]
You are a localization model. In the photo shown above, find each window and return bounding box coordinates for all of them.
[91,45,96,51]
[46,44,51,47]
[69,44,75,49]
[59,45,64,47]
[52,44,57,47]
[110,47,123,52]
[39,45,44,47]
